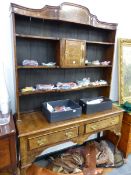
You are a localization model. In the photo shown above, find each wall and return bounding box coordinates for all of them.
[0,0,131,113]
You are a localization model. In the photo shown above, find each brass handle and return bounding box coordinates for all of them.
[65,51,69,55]
[65,132,73,138]
[91,125,97,130]
[37,138,46,146]
[110,120,116,125]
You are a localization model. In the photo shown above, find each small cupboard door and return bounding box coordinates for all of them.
[59,39,86,67]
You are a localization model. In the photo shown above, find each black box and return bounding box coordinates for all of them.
[79,96,112,114]
[42,99,82,123]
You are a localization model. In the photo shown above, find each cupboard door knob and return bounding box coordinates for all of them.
[65,132,73,138]
[37,138,46,146]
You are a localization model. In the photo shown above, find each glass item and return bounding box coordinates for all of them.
[92,60,100,65]
[22,59,38,66]
[0,61,10,125]
[0,102,10,125]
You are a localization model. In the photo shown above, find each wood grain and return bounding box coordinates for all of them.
[0,115,17,172]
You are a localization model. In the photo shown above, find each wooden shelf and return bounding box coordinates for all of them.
[17,66,58,69]
[60,65,112,68]
[86,40,114,45]
[19,84,109,96]
[17,65,112,69]
[85,65,112,67]
[16,34,59,41]
[16,33,114,45]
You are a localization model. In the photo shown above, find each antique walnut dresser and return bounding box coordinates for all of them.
[11,3,124,174]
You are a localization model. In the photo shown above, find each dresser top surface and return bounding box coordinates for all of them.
[0,115,16,137]
[17,105,123,137]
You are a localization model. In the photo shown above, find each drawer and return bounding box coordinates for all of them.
[86,116,119,133]
[128,133,131,141]
[127,141,131,153]
[28,127,78,150]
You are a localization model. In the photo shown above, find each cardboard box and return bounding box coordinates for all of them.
[79,96,112,114]
[42,99,82,122]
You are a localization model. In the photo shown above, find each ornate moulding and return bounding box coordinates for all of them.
[11,2,117,30]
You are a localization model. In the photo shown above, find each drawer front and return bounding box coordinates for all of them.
[86,116,119,133]
[127,141,131,153]
[0,138,11,168]
[128,133,131,141]
[28,127,78,150]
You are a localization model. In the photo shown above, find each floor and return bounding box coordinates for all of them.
[1,155,131,175]
[35,154,131,175]
[34,140,131,175]
[105,154,131,175]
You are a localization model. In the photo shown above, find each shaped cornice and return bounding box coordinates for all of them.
[11,2,117,30]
